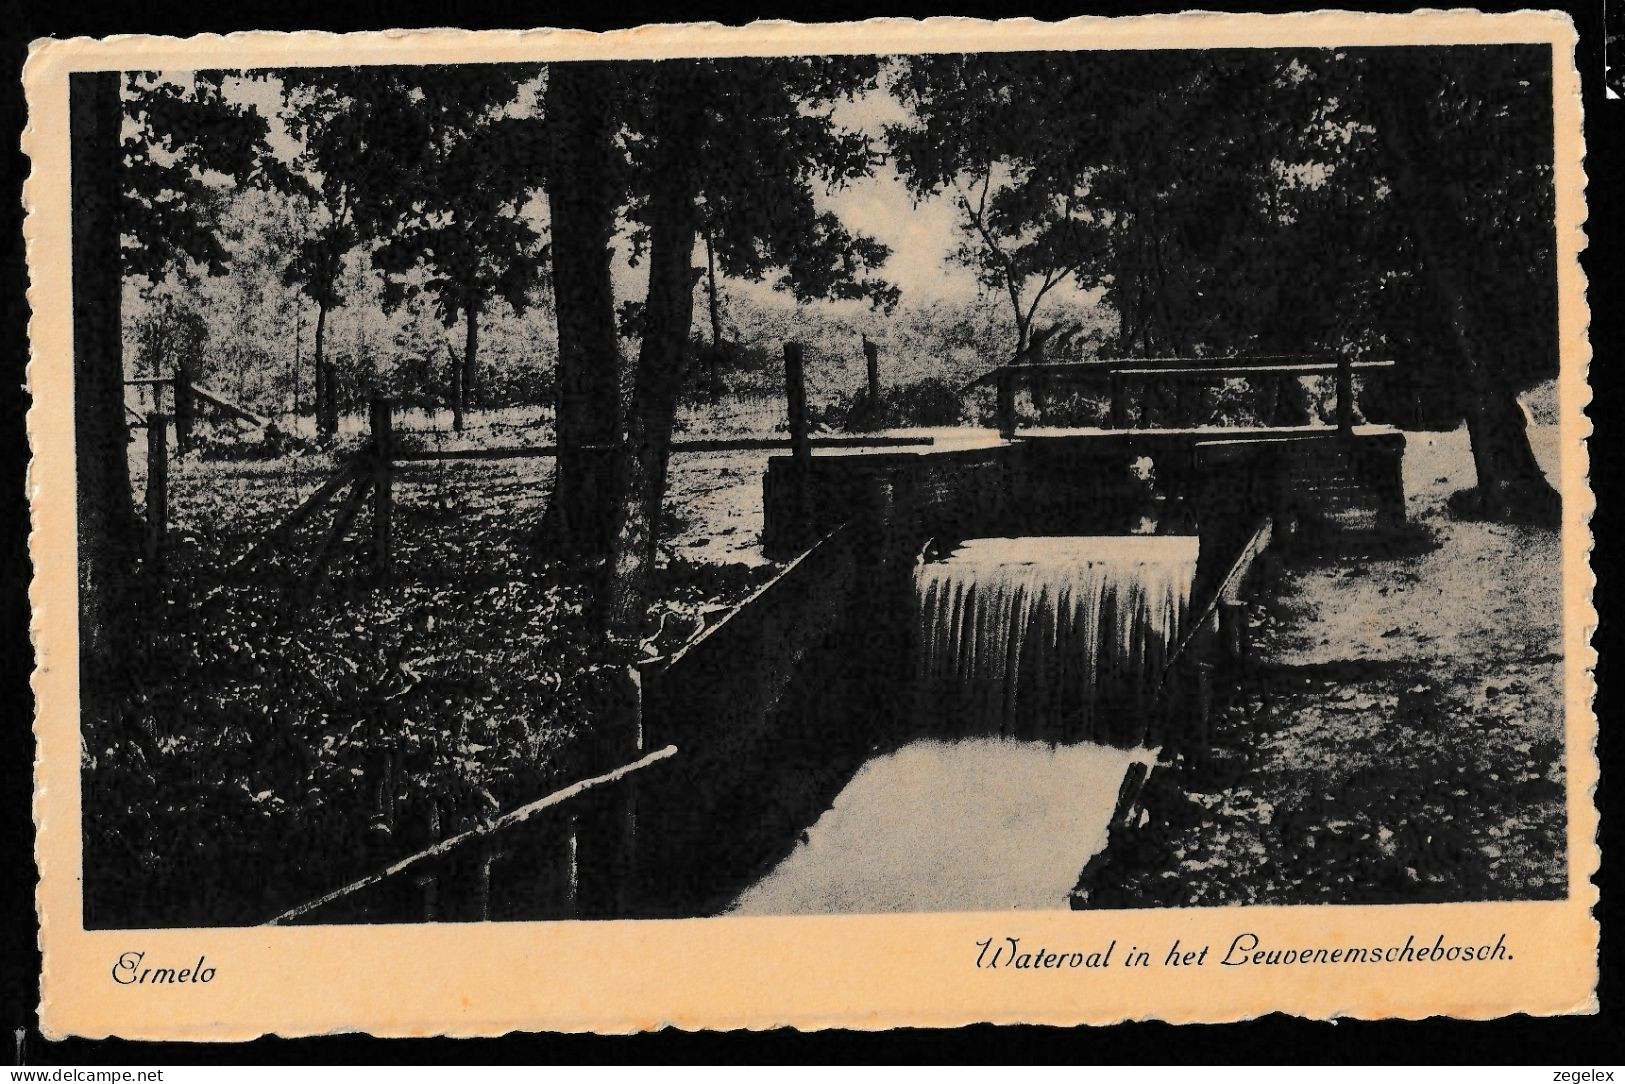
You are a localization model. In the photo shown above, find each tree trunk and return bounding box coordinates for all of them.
[1460,376,1558,522]
[1375,87,1559,525]
[702,229,725,399]
[291,302,302,419]
[1013,315,1031,362]
[540,62,624,561]
[863,336,881,406]
[606,86,704,639]
[462,304,480,415]
[313,298,330,439]
[447,338,465,433]
[70,71,138,668]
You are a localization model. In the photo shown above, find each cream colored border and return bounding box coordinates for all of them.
[26,12,1596,1038]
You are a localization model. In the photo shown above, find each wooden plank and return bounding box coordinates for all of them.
[643,521,858,762]
[230,455,367,572]
[1161,516,1274,685]
[189,383,268,428]
[1108,362,1391,378]
[294,472,372,604]
[964,357,1394,388]
[265,745,678,925]
[657,522,851,671]
[390,435,934,463]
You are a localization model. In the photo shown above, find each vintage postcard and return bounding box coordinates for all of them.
[26,12,1596,1038]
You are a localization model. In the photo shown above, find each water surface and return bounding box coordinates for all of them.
[730,736,1153,915]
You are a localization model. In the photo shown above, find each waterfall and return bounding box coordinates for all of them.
[913,536,1198,747]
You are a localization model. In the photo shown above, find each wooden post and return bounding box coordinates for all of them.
[491,813,578,920]
[1270,448,1296,551]
[1335,354,1355,435]
[172,365,194,454]
[1109,370,1128,429]
[995,365,1016,440]
[1367,441,1408,529]
[1191,658,1216,763]
[862,335,881,407]
[473,844,496,922]
[144,411,168,569]
[415,872,440,922]
[370,396,394,576]
[450,358,465,434]
[1219,601,1246,663]
[782,342,813,547]
[783,341,810,464]
[574,664,642,918]
[559,814,580,918]
[313,362,325,439]
[414,802,443,921]
[436,849,487,923]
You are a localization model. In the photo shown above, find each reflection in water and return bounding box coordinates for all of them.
[730,737,1154,914]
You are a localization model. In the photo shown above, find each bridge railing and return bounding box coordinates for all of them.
[968,356,1396,440]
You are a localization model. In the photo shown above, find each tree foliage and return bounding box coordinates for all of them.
[887,47,1559,517]
[888,54,1111,355]
[600,56,898,634]
[368,67,551,331]
[616,56,900,313]
[120,72,291,282]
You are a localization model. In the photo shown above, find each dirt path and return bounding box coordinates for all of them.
[1085,425,1568,907]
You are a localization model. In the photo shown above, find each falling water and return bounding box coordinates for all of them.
[914,536,1198,747]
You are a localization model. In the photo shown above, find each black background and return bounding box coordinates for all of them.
[1,0,1619,1065]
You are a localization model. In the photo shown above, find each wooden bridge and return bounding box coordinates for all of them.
[969,353,1394,439]
[764,353,1406,557]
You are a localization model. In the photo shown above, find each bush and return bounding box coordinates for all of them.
[189,419,316,462]
[811,375,971,432]
[885,376,966,427]
[681,340,785,406]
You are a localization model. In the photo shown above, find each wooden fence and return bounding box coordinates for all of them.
[267,743,677,925]
[391,433,930,464]
[230,393,926,604]
[266,515,885,923]
[139,334,914,587]
[125,367,266,451]
[227,395,394,608]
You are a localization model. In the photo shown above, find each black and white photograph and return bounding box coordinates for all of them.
[56,32,1579,946]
